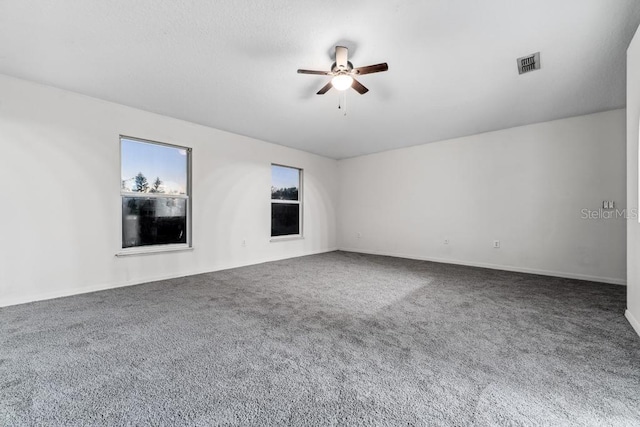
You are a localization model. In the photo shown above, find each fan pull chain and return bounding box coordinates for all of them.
[337,92,347,116]
[343,92,347,116]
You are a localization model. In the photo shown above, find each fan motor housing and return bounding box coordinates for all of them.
[332,61,353,73]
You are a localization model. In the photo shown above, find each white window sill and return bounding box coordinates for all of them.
[270,235,304,243]
[116,245,193,257]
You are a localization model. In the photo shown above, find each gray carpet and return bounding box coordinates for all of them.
[1,251,639,426]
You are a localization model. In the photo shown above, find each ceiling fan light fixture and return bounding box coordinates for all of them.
[331,74,353,91]
[298,46,387,96]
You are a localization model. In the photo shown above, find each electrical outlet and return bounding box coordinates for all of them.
[356,232,362,239]
[493,240,500,249]
[444,239,449,245]
[242,239,247,247]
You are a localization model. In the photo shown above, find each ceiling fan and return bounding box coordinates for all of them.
[297,46,388,95]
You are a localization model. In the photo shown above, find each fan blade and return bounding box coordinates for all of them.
[316,81,333,95]
[354,63,389,75]
[298,69,330,75]
[336,46,348,68]
[351,78,369,95]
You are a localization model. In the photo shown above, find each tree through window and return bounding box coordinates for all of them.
[120,136,191,249]
[271,164,302,237]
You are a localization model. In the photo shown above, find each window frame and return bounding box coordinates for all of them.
[270,163,304,241]
[117,135,193,256]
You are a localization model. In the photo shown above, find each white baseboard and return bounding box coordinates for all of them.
[338,248,626,286]
[0,272,200,309]
[626,310,640,338]
[0,247,338,308]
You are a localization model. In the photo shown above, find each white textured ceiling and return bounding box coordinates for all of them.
[1,1,639,159]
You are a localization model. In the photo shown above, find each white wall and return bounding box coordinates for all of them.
[338,110,627,284]
[626,26,640,336]
[0,74,338,307]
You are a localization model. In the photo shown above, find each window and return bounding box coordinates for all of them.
[120,136,191,250]
[271,164,302,238]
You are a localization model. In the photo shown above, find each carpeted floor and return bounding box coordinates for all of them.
[1,251,639,426]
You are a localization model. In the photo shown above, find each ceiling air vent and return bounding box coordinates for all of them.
[517,52,540,74]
